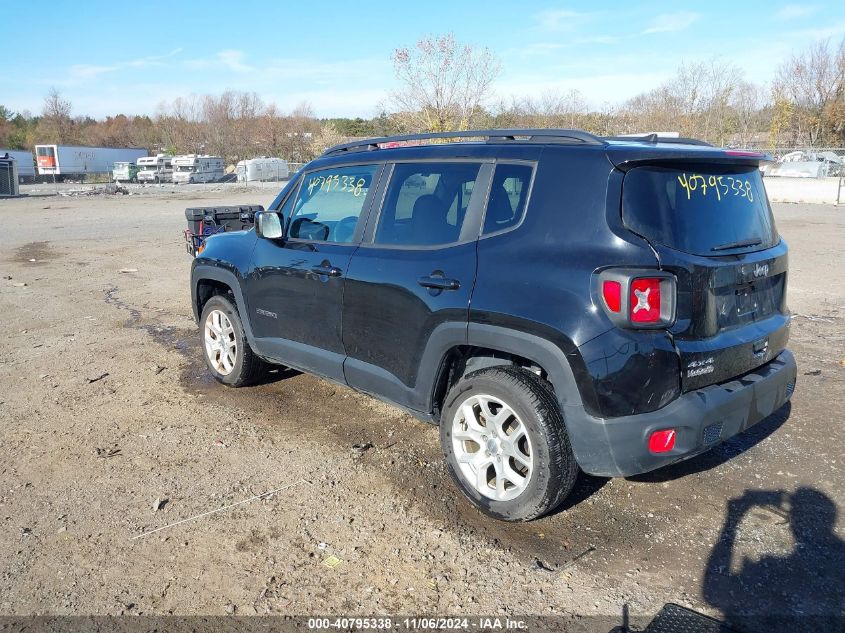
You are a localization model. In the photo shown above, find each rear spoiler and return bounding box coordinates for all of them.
[606,147,773,171]
[604,134,712,147]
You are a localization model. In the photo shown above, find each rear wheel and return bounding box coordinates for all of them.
[440,366,579,521]
[200,295,268,386]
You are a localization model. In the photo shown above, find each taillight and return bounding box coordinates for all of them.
[602,280,622,312]
[630,278,662,323]
[598,270,676,328]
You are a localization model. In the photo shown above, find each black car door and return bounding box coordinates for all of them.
[342,160,492,412]
[246,163,383,382]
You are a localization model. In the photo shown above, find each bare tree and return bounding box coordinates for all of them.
[621,59,750,144]
[773,38,845,145]
[257,103,286,157]
[697,59,742,144]
[38,88,75,144]
[280,101,320,161]
[732,81,766,147]
[202,91,236,158]
[233,92,264,159]
[0,105,13,148]
[310,122,347,156]
[391,33,501,132]
[152,93,321,162]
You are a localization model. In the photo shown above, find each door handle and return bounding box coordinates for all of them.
[418,275,460,291]
[311,264,342,277]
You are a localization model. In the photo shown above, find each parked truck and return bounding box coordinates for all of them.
[137,154,174,183]
[112,161,140,183]
[235,157,289,183]
[0,149,36,182]
[35,145,147,181]
[172,155,225,184]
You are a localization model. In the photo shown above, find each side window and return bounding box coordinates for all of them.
[375,162,481,246]
[482,163,533,235]
[288,165,377,243]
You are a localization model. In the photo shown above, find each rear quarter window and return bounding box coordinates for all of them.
[622,165,778,256]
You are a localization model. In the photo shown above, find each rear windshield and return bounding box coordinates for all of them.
[622,165,778,256]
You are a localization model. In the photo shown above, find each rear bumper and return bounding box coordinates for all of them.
[565,350,797,477]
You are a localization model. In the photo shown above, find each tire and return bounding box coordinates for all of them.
[440,366,579,521]
[199,294,268,387]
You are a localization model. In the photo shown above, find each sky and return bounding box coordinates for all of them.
[2,1,844,120]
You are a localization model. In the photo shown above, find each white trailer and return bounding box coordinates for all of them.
[137,154,174,183]
[35,145,147,180]
[172,155,225,184]
[0,149,35,181]
[235,157,289,183]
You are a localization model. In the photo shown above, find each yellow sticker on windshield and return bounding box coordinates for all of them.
[677,173,753,203]
[307,174,367,197]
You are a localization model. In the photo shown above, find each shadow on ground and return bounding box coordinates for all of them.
[703,486,845,632]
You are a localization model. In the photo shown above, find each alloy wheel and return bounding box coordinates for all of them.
[451,394,534,501]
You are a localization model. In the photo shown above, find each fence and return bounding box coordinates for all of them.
[742,146,845,160]
[0,158,20,196]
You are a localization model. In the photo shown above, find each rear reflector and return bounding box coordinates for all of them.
[602,280,622,312]
[630,278,662,323]
[648,429,676,453]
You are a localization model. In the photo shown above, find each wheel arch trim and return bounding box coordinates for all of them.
[464,323,584,409]
[460,323,604,471]
[191,264,255,343]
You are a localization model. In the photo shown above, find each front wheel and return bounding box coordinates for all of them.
[200,295,268,386]
[440,366,579,521]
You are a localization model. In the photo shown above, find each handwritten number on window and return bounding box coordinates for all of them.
[677,173,753,203]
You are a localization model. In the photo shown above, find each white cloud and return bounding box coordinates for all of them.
[643,12,701,34]
[126,48,183,68]
[533,9,598,32]
[774,5,818,20]
[68,64,118,80]
[515,42,568,58]
[793,20,845,40]
[217,50,254,73]
[62,49,184,85]
[495,70,672,109]
[186,49,254,73]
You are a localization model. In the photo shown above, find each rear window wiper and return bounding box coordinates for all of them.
[711,238,763,252]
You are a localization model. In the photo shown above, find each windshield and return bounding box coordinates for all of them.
[176,165,194,172]
[622,165,778,256]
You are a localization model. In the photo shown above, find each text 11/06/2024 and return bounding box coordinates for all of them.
[307,617,529,630]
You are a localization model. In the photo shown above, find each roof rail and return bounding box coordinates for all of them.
[322,128,605,156]
[604,134,713,147]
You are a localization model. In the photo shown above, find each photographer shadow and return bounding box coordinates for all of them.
[703,487,845,631]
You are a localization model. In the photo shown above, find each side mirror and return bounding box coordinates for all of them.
[256,212,283,239]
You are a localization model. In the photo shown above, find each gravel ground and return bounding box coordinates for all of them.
[0,184,843,631]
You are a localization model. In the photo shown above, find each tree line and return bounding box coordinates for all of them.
[1,35,843,164]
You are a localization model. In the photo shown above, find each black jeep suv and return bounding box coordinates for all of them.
[190,129,796,521]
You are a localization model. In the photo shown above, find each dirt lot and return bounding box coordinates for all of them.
[0,184,843,631]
